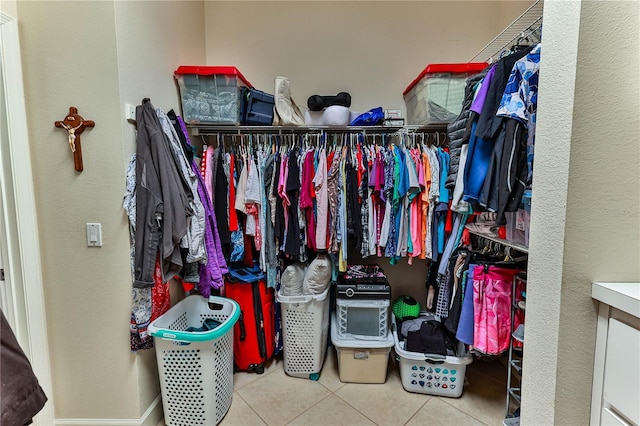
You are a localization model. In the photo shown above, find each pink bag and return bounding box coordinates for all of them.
[472,265,522,355]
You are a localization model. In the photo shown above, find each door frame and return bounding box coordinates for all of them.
[0,11,55,425]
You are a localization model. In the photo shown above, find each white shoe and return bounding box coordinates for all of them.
[512,324,525,342]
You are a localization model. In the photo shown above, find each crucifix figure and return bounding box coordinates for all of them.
[55,106,95,172]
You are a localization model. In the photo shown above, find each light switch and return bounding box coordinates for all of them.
[86,223,102,247]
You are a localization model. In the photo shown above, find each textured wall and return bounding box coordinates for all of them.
[523,0,640,423]
[15,0,205,420]
[555,1,640,423]
[16,1,137,418]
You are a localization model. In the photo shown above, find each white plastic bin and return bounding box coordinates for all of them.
[331,313,394,384]
[393,325,472,398]
[335,298,390,341]
[149,295,240,425]
[277,287,330,380]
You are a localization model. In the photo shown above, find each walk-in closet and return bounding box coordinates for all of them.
[1,1,638,426]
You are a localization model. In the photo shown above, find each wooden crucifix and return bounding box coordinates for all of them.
[55,106,95,172]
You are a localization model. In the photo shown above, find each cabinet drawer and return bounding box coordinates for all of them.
[602,319,640,425]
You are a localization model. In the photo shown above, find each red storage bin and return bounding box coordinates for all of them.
[175,66,253,125]
[403,62,487,125]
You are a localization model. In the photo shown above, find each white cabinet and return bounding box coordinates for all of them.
[591,282,640,426]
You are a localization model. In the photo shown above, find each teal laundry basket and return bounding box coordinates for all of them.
[149,295,240,425]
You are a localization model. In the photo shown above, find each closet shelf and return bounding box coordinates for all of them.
[469,0,544,63]
[465,226,529,253]
[189,123,449,136]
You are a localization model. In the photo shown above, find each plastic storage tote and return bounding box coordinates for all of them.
[506,190,532,247]
[242,88,275,125]
[175,66,253,125]
[403,62,487,125]
[392,322,472,398]
[335,298,390,341]
[331,313,394,384]
[149,295,240,426]
[277,287,330,380]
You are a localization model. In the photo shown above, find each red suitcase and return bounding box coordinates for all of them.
[225,265,275,374]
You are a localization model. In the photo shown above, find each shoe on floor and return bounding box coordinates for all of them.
[512,324,525,342]
[503,416,520,426]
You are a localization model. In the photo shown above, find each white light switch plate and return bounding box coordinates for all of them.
[86,223,102,247]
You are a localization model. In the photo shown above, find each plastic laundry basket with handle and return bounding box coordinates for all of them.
[148,295,240,426]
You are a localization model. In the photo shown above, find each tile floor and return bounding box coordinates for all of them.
[159,349,509,426]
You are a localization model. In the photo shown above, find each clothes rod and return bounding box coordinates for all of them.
[189,124,449,136]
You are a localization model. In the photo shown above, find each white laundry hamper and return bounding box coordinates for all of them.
[277,287,330,380]
[148,295,240,426]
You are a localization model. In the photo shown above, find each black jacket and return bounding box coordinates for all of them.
[445,70,488,189]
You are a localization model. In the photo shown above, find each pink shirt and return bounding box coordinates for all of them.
[313,149,328,250]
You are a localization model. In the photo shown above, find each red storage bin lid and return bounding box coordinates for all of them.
[175,66,253,88]
[403,62,488,96]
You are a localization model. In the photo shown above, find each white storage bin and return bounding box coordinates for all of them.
[393,322,472,398]
[149,295,240,425]
[331,313,394,384]
[277,287,331,380]
[335,298,389,341]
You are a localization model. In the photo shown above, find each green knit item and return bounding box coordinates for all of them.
[392,295,421,320]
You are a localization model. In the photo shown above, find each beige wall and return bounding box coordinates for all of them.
[115,0,206,159]
[204,1,531,117]
[523,0,640,424]
[15,0,205,421]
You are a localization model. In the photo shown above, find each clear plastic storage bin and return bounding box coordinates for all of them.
[175,66,252,125]
[403,63,487,125]
[148,295,240,425]
[335,298,389,341]
[331,313,394,384]
[277,287,330,380]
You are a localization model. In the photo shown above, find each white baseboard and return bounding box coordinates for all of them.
[54,394,163,426]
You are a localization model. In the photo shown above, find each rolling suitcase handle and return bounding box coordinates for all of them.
[252,281,267,359]
[238,311,247,341]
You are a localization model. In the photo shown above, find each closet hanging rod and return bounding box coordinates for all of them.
[189,123,449,137]
[469,0,544,63]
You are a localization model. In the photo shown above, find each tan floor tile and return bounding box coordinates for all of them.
[233,356,284,390]
[318,347,346,392]
[287,394,375,426]
[219,392,267,426]
[406,397,486,426]
[443,368,508,425]
[237,366,331,425]
[335,369,429,426]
